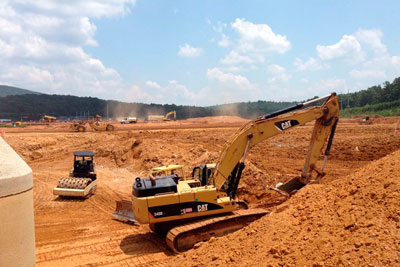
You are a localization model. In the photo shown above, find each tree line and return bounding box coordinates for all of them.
[339,77,400,117]
[1,76,399,121]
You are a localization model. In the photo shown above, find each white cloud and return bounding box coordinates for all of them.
[349,69,386,80]
[212,21,227,33]
[145,81,161,89]
[317,35,363,62]
[207,67,252,88]
[220,18,290,65]
[125,85,152,103]
[178,43,203,58]
[232,18,290,54]
[355,29,387,55]
[315,28,400,86]
[0,1,135,98]
[139,80,197,105]
[294,57,323,71]
[220,51,253,65]
[267,64,291,83]
[218,34,231,47]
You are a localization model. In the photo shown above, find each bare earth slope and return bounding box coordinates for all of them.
[169,149,400,267]
[2,119,400,266]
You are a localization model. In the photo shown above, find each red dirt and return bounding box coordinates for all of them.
[2,116,400,266]
[168,149,400,267]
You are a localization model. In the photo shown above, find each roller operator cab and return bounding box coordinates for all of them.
[72,151,96,179]
[130,165,235,225]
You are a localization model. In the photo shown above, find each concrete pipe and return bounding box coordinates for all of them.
[0,138,35,266]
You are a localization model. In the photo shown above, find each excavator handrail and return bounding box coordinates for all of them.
[212,93,340,192]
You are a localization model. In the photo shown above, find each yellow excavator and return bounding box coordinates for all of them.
[113,93,340,252]
[163,111,176,121]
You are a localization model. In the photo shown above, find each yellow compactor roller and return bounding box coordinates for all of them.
[114,93,340,252]
[53,151,97,197]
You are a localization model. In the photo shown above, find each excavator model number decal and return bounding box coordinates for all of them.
[275,120,299,131]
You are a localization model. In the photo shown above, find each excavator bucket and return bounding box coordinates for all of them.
[276,177,306,194]
[270,177,306,197]
[112,200,136,222]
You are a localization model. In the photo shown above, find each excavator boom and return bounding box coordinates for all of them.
[213,93,339,193]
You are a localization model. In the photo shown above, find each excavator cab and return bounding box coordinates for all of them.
[72,151,96,180]
[191,164,216,186]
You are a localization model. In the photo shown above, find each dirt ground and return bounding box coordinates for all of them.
[2,116,400,266]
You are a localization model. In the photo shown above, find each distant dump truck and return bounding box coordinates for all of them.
[40,115,56,122]
[120,117,137,124]
[53,151,97,197]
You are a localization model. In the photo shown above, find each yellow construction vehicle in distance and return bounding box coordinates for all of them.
[89,120,115,131]
[163,111,176,121]
[40,115,56,122]
[114,93,340,252]
[70,121,87,132]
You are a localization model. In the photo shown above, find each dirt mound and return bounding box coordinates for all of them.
[168,149,400,266]
[184,116,249,124]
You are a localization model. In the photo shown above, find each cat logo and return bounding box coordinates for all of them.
[275,120,299,131]
[197,204,208,212]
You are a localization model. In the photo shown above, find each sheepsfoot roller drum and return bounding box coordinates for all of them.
[53,151,97,198]
[53,177,97,197]
[165,208,268,253]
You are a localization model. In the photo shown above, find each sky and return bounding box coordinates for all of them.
[0,0,400,106]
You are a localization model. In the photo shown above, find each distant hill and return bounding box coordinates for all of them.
[0,85,43,97]
[3,77,399,121]
[0,93,295,121]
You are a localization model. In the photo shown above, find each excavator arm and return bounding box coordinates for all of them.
[163,111,176,121]
[212,93,340,197]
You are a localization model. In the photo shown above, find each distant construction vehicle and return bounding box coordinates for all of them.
[163,111,176,121]
[358,116,372,125]
[53,151,97,197]
[70,118,114,132]
[89,120,115,131]
[70,121,87,132]
[40,115,56,122]
[120,117,137,124]
[147,111,177,122]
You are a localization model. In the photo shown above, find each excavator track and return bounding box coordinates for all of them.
[57,177,92,189]
[165,208,268,253]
